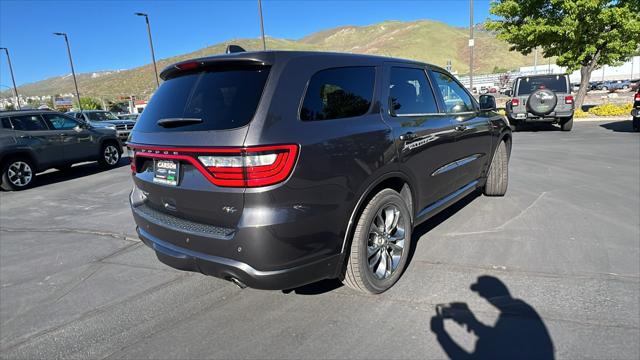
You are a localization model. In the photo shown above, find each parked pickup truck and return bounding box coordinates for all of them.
[505,74,574,131]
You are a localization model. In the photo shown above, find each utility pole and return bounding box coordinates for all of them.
[258,0,267,50]
[469,0,474,92]
[135,12,160,88]
[0,47,21,110]
[53,32,82,112]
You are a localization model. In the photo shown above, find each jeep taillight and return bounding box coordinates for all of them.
[565,95,574,105]
[512,98,520,107]
[635,93,640,102]
[130,144,298,188]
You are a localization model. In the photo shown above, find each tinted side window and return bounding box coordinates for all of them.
[389,67,438,116]
[300,67,375,121]
[44,114,78,130]
[1,117,11,129]
[9,115,49,131]
[430,70,475,113]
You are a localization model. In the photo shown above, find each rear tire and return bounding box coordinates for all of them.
[343,189,412,294]
[483,141,508,197]
[560,116,573,131]
[98,142,121,168]
[633,117,640,132]
[1,157,36,191]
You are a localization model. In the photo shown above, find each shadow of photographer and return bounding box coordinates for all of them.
[430,276,554,360]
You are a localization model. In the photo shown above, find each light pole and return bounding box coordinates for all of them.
[0,47,21,110]
[135,12,160,88]
[258,0,266,50]
[469,0,474,92]
[53,32,82,112]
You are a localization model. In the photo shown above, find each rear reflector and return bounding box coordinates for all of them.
[565,95,574,104]
[130,144,298,188]
[511,98,520,107]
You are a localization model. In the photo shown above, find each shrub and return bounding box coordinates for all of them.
[574,109,589,118]
[588,103,633,116]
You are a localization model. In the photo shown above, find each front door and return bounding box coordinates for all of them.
[428,69,492,189]
[381,64,459,213]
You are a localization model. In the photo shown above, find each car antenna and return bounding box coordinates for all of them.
[226,44,246,54]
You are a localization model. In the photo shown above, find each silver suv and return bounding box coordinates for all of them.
[506,74,574,131]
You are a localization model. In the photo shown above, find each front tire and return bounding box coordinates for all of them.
[1,157,36,191]
[560,116,573,131]
[343,189,412,294]
[98,142,121,168]
[483,141,509,197]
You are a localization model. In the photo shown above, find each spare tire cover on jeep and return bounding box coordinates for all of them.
[527,89,557,116]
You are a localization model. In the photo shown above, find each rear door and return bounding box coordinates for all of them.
[381,63,459,211]
[8,114,62,168]
[43,113,97,162]
[429,69,492,190]
[129,63,271,228]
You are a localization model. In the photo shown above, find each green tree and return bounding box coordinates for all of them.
[79,97,103,110]
[4,103,15,111]
[487,0,640,108]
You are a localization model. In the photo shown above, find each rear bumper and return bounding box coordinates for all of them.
[136,225,342,290]
[508,111,573,122]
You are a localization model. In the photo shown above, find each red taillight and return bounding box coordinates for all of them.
[129,144,298,188]
[635,93,640,102]
[565,95,574,104]
[511,98,520,107]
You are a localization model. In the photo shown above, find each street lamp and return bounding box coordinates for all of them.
[469,0,474,92]
[258,0,266,51]
[135,12,160,88]
[53,32,82,112]
[0,47,21,110]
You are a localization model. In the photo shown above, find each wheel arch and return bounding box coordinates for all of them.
[339,171,416,256]
[0,150,39,172]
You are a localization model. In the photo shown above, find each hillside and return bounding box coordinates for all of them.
[3,20,538,99]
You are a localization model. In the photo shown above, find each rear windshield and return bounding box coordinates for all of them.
[517,76,568,95]
[135,67,270,132]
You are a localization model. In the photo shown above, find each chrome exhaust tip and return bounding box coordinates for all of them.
[228,277,247,289]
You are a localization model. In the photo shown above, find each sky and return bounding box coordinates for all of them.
[0,0,492,87]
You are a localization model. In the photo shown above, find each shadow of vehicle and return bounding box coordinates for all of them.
[430,276,554,360]
[600,120,637,133]
[19,157,131,190]
[282,278,343,295]
[512,123,560,132]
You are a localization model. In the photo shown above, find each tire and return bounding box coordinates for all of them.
[343,189,412,294]
[98,142,121,168]
[483,141,509,197]
[601,86,608,91]
[633,117,640,132]
[560,116,573,131]
[1,157,36,191]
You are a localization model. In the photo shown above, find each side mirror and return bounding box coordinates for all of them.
[504,89,513,97]
[479,94,497,111]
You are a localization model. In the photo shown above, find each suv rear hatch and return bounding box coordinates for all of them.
[129,59,273,234]
[512,75,573,114]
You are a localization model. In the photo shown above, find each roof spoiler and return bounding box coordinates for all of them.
[226,44,246,54]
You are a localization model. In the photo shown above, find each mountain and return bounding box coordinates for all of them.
[3,20,538,99]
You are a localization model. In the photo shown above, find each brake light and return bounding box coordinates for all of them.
[565,95,574,104]
[635,93,640,102]
[512,98,520,107]
[130,144,298,188]
[175,61,200,71]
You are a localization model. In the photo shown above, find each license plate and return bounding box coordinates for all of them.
[153,159,180,186]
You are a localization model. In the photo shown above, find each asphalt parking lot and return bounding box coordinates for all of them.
[1,120,638,359]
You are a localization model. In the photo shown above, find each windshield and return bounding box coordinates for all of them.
[517,76,568,95]
[135,66,270,132]
[85,111,119,121]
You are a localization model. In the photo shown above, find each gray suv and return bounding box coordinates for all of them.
[0,110,123,190]
[68,110,136,142]
[506,74,575,131]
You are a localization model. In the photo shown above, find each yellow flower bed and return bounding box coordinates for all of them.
[574,109,589,118]
[588,103,633,116]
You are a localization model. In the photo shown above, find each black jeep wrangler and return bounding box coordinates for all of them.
[506,74,575,131]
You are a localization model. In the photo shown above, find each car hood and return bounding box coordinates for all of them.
[90,119,136,126]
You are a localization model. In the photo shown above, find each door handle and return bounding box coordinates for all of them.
[455,124,468,132]
[400,132,417,141]
[59,133,68,136]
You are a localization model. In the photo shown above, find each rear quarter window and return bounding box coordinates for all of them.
[8,115,49,131]
[1,117,11,129]
[300,67,375,121]
[134,67,270,132]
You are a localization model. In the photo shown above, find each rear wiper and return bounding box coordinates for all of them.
[156,118,203,128]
